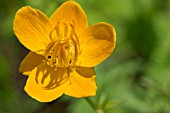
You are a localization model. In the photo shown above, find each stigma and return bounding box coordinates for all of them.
[43,22,79,68]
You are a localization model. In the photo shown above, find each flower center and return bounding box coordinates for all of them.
[44,22,79,68]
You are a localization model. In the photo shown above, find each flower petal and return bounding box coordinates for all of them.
[64,67,96,98]
[77,22,116,67]
[24,63,69,102]
[19,51,45,76]
[50,1,88,35]
[13,6,53,52]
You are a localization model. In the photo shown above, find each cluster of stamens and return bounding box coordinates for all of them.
[43,22,79,69]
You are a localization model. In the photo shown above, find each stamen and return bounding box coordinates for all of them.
[44,22,79,68]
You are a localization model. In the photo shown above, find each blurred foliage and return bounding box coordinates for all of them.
[0,0,170,113]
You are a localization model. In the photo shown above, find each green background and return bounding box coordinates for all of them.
[0,0,170,113]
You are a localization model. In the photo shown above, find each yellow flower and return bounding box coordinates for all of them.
[13,1,116,102]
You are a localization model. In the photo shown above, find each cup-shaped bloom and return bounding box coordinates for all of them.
[13,1,116,102]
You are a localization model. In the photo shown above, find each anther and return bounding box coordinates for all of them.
[44,22,79,68]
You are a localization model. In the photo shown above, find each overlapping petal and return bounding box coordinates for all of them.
[65,67,96,97]
[50,1,88,35]
[24,63,69,102]
[77,22,116,67]
[19,51,45,76]
[13,6,53,52]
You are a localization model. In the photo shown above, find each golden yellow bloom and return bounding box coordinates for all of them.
[13,1,116,102]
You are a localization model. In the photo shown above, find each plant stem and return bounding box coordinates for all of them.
[85,97,105,113]
[85,97,97,110]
